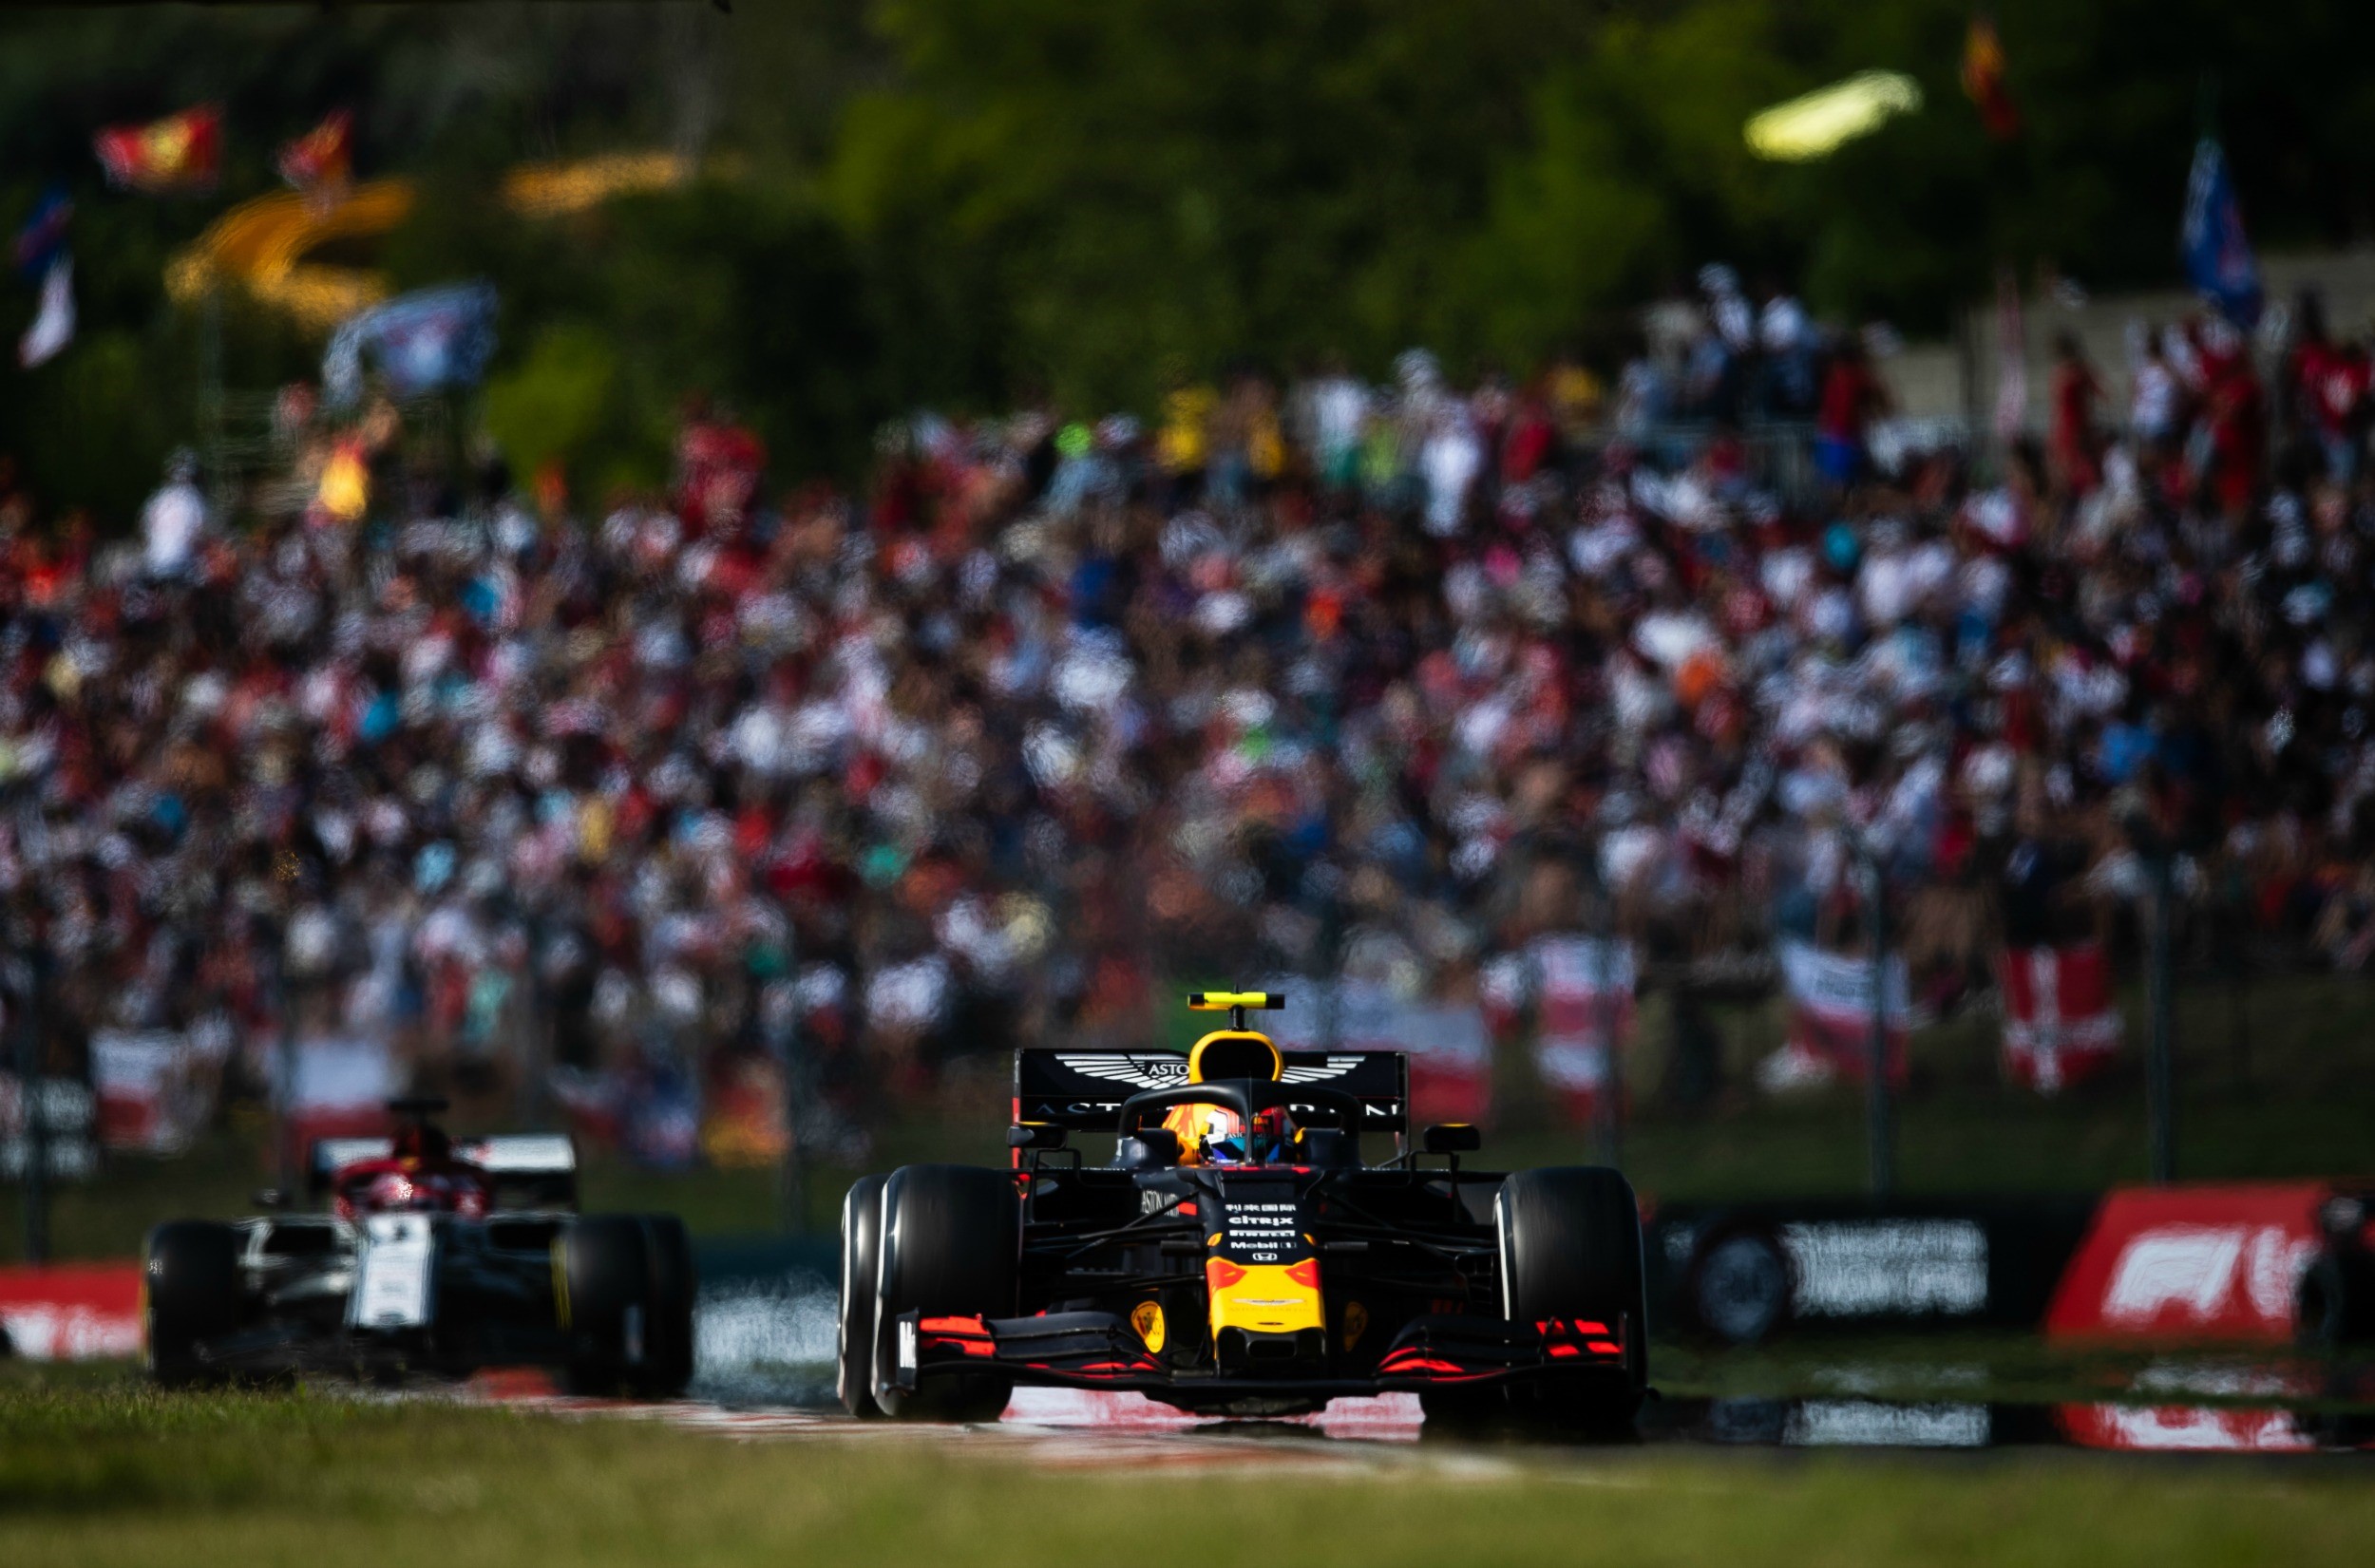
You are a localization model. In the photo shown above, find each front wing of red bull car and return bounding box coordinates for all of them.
[838,993,1647,1431]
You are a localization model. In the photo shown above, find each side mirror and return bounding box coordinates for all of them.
[252,1187,291,1210]
[1115,1126,1182,1169]
[1422,1124,1482,1156]
[1009,1122,1069,1151]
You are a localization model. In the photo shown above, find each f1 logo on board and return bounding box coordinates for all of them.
[2099,1226,2313,1327]
[2046,1183,2328,1342]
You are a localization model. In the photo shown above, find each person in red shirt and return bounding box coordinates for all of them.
[1814,336,1890,489]
[2047,332,2103,498]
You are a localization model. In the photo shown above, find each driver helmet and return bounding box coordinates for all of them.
[1161,1103,1289,1166]
[365,1170,419,1209]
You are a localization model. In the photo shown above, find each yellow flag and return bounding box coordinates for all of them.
[1745,71,1923,162]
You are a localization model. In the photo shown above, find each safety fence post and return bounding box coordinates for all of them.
[2146,850,2177,1184]
[1863,844,1894,1200]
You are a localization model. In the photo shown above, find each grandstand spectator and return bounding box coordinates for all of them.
[4,267,2373,1155]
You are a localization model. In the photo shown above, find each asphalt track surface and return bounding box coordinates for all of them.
[460,1283,2375,1463]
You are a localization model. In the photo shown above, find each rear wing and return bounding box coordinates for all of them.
[1014,1049,1409,1138]
[308,1132,579,1211]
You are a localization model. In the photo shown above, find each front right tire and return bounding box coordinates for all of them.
[561,1214,695,1398]
[871,1163,1017,1422]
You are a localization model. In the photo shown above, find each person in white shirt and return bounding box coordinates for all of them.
[140,448,207,580]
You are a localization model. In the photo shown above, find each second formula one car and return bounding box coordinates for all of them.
[839,992,1647,1430]
[142,1097,695,1394]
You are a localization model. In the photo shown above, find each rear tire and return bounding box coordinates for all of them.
[838,1175,887,1418]
[1493,1167,1647,1437]
[144,1221,243,1387]
[873,1164,1017,1422]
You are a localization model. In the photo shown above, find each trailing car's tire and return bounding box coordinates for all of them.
[1494,1166,1647,1436]
[838,1175,887,1418]
[636,1214,698,1397]
[561,1215,659,1396]
[1687,1229,1791,1347]
[144,1221,243,1387]
[873,1164,1017,1422]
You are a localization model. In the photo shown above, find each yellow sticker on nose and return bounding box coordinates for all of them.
[1130,1300,1167,1353]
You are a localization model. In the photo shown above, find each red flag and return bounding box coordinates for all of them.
[1961,17,2021,141]
[94,104,222,193]
[1996,943,2121,1093]
[277,109,353,194]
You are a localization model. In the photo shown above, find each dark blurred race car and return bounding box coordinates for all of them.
[838,992,1647,1431]
[142,1097,694,1394]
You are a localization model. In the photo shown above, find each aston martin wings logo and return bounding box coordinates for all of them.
[1052,1052,1367,1088]
[1280,1055,1366,1084]
[1055,1053,1192,1089]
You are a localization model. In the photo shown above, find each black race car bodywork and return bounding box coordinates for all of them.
[143,1125,695,1394]
[840,996,1648,1427]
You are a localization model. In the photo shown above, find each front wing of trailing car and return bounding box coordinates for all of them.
[887,1307,1630,1399]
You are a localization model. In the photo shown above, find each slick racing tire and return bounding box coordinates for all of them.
[873,1164,1017,1422]
[639,1214,698,1396]
[561,1215,694,1398]
[838,1175,887,1418]
[1492,1166,1648,1436]
[144,1221,243,1387]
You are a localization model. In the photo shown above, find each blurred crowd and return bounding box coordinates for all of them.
[5,268,2375,1142]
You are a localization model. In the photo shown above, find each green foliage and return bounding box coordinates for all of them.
[484,322,631,492]
[11,0,2375,521]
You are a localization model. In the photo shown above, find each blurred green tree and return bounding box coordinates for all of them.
[10,0,2375,520]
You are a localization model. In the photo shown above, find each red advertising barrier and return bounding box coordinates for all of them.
[2043,1182,2328,1343]
[0,1261,143,1361]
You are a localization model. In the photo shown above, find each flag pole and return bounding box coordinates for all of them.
[2146,847,2177,1185]
[200,282,228,520]
[1589,851,1624,1172]
[1861,837,1894,1200]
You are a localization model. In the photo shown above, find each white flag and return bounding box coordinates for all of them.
[19,255,73,368]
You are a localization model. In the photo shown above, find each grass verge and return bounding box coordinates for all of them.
[3,1364,2373,1568]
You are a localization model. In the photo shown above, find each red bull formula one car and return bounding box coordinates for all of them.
[838,992,1647,1430]
[142,1098,694,1394]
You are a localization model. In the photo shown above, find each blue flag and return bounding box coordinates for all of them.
[2181,137,2261,326]
[12,189,71,280]
[323,282,500,406]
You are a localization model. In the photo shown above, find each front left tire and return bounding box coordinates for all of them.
[1429,1166,1647,1438]
[144,1220,243,1387]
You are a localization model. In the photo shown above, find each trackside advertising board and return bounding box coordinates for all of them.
[0,1262,142,1360]
[2044,1182,2327,1343]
